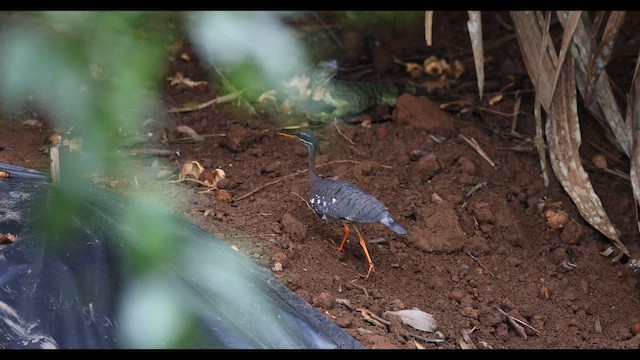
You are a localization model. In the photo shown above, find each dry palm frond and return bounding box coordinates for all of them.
[556,11,630,156]
[510,11,630,257]
[627,49,640,238]
[424,11,433,46]
[467,11,484,100]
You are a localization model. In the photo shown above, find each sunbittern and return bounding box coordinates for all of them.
[278,130,406,279]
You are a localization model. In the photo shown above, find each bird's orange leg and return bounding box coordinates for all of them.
[338,223,350,252]
[352,225,375,279]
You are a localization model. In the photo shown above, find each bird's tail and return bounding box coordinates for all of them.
[381,217,407,235]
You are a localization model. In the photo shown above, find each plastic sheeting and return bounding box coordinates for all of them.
[0,163,363,349]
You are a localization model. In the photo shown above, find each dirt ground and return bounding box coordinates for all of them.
[1,11,640,349]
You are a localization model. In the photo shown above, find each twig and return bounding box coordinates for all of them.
[468,106,528,118]
[333,119,355,145]
[344,281,370,298]
[166,133,228,144]
[167,91,246,113]
[123,148,175,157]
[496,307,541,335]
[357,308,387,328]
[404,330,446,344]
[234,159,365,202]
[465,251,496,277]
[465,181,487,198]
[583,162,630,182]
[497,146,535,153]
[166,177,216,188]
[290,191,313,211]
[458,134,496,168]
[510,92,522,135]
[486,88,537,97]
[227,233,278,239]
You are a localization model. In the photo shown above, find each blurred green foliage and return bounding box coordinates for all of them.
[0,11,190,347]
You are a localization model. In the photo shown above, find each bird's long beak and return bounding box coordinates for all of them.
[277,132,297,139]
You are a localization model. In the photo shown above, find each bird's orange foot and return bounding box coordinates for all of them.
[359,263,375,280]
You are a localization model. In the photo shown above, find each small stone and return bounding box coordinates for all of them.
[539,287,552,300]
[389,298,405,310]
[545,209,570,229]
[592,154,608,169]
[216,189,233,203]
[450,289,465,303]
[461,306,480,319]
[272,262,283,272]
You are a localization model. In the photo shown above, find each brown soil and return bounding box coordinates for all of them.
[1,11,640,349]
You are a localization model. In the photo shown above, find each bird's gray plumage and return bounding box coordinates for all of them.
[283,129,406,235]
[310,177,406,235]
[278,129,406,279]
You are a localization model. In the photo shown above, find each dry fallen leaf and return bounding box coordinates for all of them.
[167,72,207,87]
[459,329,477,349]
[423,56,450,77]
[403,62,423,78]
[488,94,503,106]
[446,59,465,79]
[156,169,174,179]
[199,168,226,188]
[180,160,205,180]
[384,309,438,333]
[22,119,42,127]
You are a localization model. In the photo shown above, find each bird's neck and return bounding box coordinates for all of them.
[308,146,320,182]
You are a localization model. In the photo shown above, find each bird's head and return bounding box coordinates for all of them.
[277,129,318,151]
